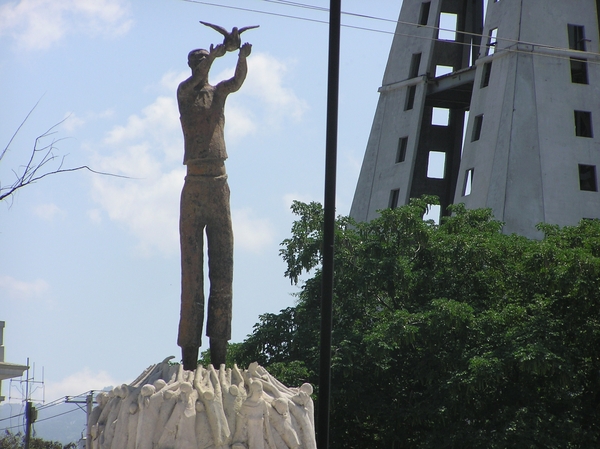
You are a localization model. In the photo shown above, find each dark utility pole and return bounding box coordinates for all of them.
[24,401,36,449]
[66,392,95,449]
[318,1,341,449]
[86,393,93,449]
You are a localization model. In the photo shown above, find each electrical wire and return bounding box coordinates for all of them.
[180,0,600,65]
[0,402,25,436]
[259,0,600,56]
[33,407,80,424]
[260,0,327,13]
[0,408,25,423]
[182,0,330,26]
[36,397,67,411]
[0,421,25,432]
[1,390,93,433]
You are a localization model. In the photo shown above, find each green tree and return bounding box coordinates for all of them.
[237,198,600,448]
[0,431,74,449]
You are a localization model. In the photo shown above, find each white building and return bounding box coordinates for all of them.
[0,321,28,402]
[350,0,600,238]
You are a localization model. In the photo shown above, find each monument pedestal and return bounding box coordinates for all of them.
[88,357,316,449]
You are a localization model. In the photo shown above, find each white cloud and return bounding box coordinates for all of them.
[44,368,121,401]
[160,70,189,92]
[0,275,50,302]
[245,53,308,121]
[90,94,184,256]
[0,0,132,50]
[224,104,257,142]
[33,202,64,221]
[61,113,85,133]
[91,168,183,256]
[232,208,275,254]
[211,52,308,142]
[61,109,114,133]
[103,96,181,164]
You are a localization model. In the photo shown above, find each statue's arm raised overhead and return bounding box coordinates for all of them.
[178,43,227,97]
[216,43,252,94]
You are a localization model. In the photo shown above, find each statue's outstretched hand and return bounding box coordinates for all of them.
[240,43,252,58]
[209,43,227,58]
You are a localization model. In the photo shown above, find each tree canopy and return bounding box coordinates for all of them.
[234,197,600,448]
[0,431,75,449]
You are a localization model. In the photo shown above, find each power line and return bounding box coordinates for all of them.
[260,0,600,57]
[0,421,25,432]
[1,397,66,424]
[36,397,66,411]
[1,390,95,432]
[260,0,327,13]
[33,407,79,424]
[180,0,600,65]
[181,0,331,26]
[0,411,25,423]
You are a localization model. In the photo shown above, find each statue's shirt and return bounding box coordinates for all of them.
[179,84,228,165]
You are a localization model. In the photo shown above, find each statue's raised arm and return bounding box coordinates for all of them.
[217,43,252,95]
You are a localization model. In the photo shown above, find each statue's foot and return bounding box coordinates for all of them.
[181,346,199,371]
[210,338,227,367]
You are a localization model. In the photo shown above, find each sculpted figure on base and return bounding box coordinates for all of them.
[177,37,252,370]
[90,360,315,449]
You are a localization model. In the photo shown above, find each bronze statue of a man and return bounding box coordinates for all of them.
[177,41,252,370]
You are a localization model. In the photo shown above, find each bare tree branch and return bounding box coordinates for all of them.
[1,103,131,203]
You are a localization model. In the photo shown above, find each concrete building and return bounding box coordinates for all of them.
[0,321,28,402]
[350,0,600,238]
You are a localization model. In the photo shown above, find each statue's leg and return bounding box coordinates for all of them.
[206,177,233,367]
[209,338,227,368]
[178,179,206,371]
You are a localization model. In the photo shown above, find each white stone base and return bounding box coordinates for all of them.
[88,357,316,449]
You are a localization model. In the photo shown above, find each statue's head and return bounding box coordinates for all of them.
[188,49,209,69]
[273,397,289,415]
[249,380,263,398]
[95,391,109,407]
[141,384,155,397]
[153,379,167,392]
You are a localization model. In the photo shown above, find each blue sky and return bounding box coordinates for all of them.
[0,0,404,403]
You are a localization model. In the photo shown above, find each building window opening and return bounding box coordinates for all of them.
[570,58,589,84]
[487,28,498,55]
[463,168,474,196]
[432,107,450,126]
[435,65,454,77]
[419,2,431,26]
[460,111,470,157]
[405,85,416,110]
[574,110,593,137]
[481,61,493,87]
[438,12,458,41]
[579,164,598,191]
[389,189,400,209]
[568,24,587,51]
[396,137,408,163]
[472,114,484,141]
[409,53,422,79]
[427,151,446,179]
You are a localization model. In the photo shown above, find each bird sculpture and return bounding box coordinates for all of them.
[200,21,260,52]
